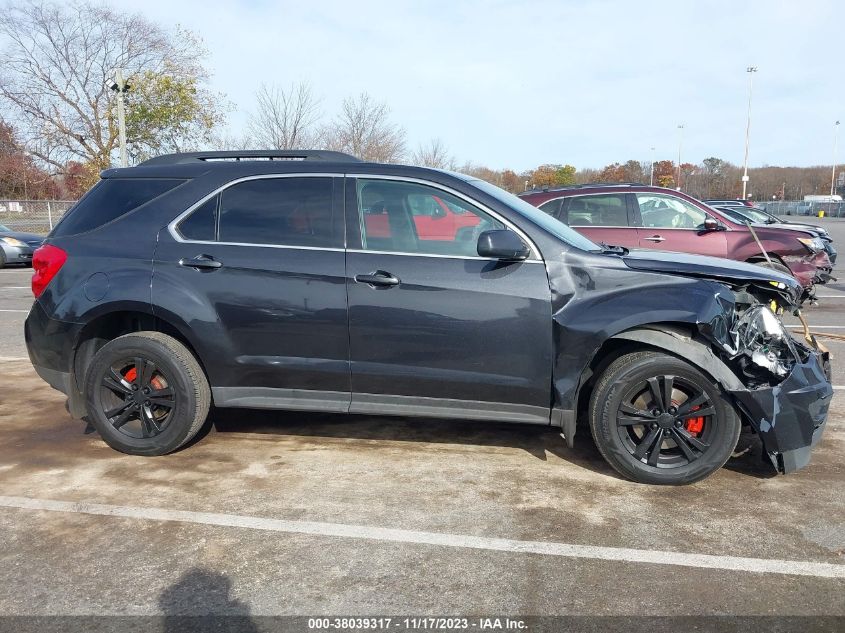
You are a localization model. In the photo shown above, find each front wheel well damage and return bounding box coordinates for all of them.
[574,324,747,431]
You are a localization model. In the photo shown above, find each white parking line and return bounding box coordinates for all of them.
[1,495,843,579]
[0,309,28,313]
[787,325,845,329]
[0,287,30,290]
[0,356,28,361]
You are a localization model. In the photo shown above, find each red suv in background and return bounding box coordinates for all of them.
[520,184,832,298]
[363,188,481,241]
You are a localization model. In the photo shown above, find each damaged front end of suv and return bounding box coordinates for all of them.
[696,279,832,473]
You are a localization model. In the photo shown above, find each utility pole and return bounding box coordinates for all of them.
[676,125,684,190]
[832,120,840,197]
[741,66,757,200]
[649,146,655,186]
[111,69,130,168]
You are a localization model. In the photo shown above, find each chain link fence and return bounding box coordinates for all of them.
[756,200,845,218]
[0,200,76,235]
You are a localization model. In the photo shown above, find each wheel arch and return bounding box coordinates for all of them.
[745,253,788,267]
[71,307,210,399]
[573,323,745,434]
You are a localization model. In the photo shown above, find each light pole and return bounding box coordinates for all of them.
[676,125,684,190]
[741,66,757,200]
[832,120,840,197]
[110,69,131,168]
[649,146,655,186]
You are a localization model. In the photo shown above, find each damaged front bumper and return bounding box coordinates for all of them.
[703,299,833,475]
[731,352,832,473]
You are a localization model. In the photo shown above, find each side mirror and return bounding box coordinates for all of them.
[477,229,530,261]
[703,217,724,231]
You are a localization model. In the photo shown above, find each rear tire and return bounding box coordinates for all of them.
[84,331,210,456]
[0,249,6,269]
[589,351,741,485]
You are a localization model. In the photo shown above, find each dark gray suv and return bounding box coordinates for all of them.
[25,151,832,485]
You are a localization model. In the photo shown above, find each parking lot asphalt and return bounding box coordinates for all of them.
[1,220,844,621]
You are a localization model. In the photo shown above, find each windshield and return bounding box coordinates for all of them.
[742,208,772,223]
[0,224,10,232]
[469,179,599,251]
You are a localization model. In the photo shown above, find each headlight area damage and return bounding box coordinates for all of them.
[698,282,833,474]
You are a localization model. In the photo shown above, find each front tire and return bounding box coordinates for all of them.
[753,259,792,277]
[84,331,210,456]
[589,351,741,485]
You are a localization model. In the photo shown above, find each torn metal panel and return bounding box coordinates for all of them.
[731,358,832,472]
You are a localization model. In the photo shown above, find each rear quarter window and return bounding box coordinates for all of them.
[51,178,183,237]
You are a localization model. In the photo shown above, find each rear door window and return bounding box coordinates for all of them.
[563,194,629,226]
[217,177,338,247]
[52,178,183,237]
[538,199,563,217]
[177,196,218,241]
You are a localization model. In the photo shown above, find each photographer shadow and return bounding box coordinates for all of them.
[159,567,259,633]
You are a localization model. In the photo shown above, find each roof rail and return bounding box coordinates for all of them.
[518,182,646,195]
[139,150,361,166]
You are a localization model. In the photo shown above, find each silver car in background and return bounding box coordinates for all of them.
[0,224,44,268]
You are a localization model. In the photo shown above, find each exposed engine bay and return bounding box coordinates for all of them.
[699,278,825,389]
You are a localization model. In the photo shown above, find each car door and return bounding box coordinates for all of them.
[345,176,554,423]
[556,193,639,249]
[153,174,351,411]
[634,192,728,258]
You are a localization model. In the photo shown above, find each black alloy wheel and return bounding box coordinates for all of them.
[99,357,175,439]
[589,351,741,485]
[84,331,210,455]
[615,374,715,468]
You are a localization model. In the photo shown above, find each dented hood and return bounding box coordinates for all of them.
[621,249,801,295]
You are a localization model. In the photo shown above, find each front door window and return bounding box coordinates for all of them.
[358,179,502,257]
[637,193,707,229]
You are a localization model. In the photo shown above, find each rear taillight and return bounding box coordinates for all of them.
[31,244,67,298]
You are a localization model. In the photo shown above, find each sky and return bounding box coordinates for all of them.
[109,0,844,171]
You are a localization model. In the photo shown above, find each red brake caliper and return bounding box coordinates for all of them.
[685,405,705,435]
[122,368,165,391]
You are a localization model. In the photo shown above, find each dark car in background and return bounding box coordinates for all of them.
[25,151,832,485]
[713,205,836,264]
[520,184,833,298]
[0,224,44,268]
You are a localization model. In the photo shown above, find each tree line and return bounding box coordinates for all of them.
[0,0,839,202]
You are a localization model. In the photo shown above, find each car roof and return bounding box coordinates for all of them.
[519,183,686,200]
[99,150,469,182]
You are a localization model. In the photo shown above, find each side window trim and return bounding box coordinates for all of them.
[168,173,346,251]
[345,173,541,261]
[626,193,641,227]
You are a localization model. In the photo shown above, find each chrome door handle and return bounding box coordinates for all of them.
[643,235,666,243]
[354,271,400,287]
[180,255,223,270]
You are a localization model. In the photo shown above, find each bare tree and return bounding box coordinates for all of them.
[247,82,321,149]
[209,131,256,151]
[322,93,406,162]
[411,138,454,169]
[0,0,222,172]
